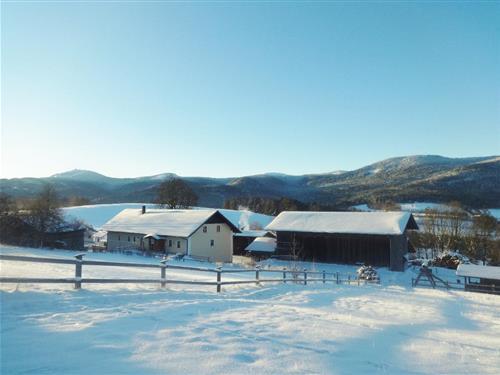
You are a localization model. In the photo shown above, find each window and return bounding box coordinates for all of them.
[210,240,214,247]
[177,241,181,249]
[168,240,172,247]
[216,225,221,232]
[203,226,207,233]
[128,236,131,242]
[133,236,136,242]
[118,235,121,241]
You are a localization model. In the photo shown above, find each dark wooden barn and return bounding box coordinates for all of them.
[43,229,86,250]
[266,211,418,271]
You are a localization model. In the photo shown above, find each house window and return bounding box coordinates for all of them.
[133,236,136,242]
[216,225,221,232]
[118,235,121,241]
[203,226,207,233]
[128,236,131,242]
[168,240,172,247]
[210,240,214,247]
[177,241,181,249]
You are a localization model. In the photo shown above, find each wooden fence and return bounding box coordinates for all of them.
[0,254,377,293]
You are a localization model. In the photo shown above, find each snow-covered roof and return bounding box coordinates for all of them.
[245,237,277,253]
[456,264,500,281]
[234,230,271,238]
[265,211,418,235]
[102,209,237,238]
[216,209,275,231]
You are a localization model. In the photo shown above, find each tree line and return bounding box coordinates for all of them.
[408,206,499,265]
[0,185,85,247]
[223,196,343,216]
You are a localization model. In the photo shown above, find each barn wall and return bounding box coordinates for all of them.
[276,231,407,270]
[389,235,408,271]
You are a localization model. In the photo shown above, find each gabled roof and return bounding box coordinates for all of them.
[456,264,500,281]
[102,209,239,238]
[245,237,277,253]
[265,211,418,236]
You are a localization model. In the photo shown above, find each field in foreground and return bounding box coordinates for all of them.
[1,247,500,374]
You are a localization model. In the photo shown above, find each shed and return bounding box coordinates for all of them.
[265,211,418,271]
[244,236,276,260]
[233,230,276,255]
[456,264,500,294]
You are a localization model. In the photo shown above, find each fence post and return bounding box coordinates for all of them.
[336,272,339,285]
[160,260,167,288]
[74,253,85,289]
[283,267,287,284]
[322,270,326,284]
[216,267,222,293]
[256,266,260,286]
[303,269,307,285]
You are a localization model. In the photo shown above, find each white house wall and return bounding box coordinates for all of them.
[190,223,233,263]
[107,231,144,250]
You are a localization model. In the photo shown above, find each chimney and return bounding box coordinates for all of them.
[142,205,146,214]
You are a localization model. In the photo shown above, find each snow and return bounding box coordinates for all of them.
[62,204,275,231]
[102,209,226,238]
[488,208,500,220]
[1,246,500,374]
[245,237,276,253]
[216,209,274,231]
[63,203,156,228]
[0,247,500,375]
[266,211,414,235]
[457,264,500,280]
[399,202,450,212]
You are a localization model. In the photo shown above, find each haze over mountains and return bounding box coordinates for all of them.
[2,155,499,208]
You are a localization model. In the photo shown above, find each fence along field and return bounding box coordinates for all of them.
[0,254,378,293]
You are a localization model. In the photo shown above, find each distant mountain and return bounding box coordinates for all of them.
[1,155,499,208]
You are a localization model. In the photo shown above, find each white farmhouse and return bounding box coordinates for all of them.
[102,206,240,263]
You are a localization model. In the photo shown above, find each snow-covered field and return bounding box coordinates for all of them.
[62,203,275,230]
[353,202,500,219]
[1,246,499,374]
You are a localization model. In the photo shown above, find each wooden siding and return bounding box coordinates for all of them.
[275,231,408,271]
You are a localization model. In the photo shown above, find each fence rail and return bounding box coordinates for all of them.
[0,254,378,292]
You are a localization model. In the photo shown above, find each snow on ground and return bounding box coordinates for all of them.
[63,203,156,229]
[1,245,500,374]
[62,204,274,230]
[488,208,500,220]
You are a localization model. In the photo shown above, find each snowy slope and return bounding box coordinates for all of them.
[1,246,500,374]
[62,204,275,230]
[63,203,156,228]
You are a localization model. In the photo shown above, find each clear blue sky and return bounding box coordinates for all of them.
[1,1,499,178]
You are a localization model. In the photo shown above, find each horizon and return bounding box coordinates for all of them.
[2,2,499,178]
[2,153,498,180]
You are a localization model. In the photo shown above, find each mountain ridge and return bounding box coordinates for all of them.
[2,155,499,208]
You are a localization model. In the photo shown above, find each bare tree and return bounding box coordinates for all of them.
[155,178,198,209]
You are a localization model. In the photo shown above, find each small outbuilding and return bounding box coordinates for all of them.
[456,264,500,294]
[244,236,277,260]
[265,211,419,271]
[233,230,276,255]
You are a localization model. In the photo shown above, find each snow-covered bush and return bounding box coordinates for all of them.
[356,265,380,282]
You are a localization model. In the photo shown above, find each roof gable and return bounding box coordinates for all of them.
[265,211,418,236]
